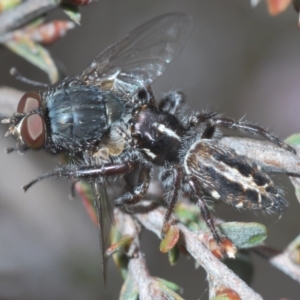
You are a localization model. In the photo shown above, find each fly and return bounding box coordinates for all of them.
[1,13,193,280]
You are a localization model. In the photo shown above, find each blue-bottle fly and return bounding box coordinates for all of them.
[2,13,193,278]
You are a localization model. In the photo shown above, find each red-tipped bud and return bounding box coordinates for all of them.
[266,0,291,16]
[215,288,241,300]
[29,21,75,45]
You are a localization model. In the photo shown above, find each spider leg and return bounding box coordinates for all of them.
[158,91,186,115]
[160,165,183,235]
[115,164,152,206]
[187,111,219,138]
[189,176,221,244]
[69,181,77,200]
[204,117,295,154]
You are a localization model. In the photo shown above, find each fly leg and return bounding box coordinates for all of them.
[23,159,152,208]
[114,164,152,206]
[23,161,139,191]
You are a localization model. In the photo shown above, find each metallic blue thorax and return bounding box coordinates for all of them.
[46,85,124,150]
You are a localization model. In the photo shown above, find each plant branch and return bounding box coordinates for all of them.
[253,245,300,283]
[114,209,183,300]
[220,137,300,174]
[0,0,58,36]
[134,204,263,300]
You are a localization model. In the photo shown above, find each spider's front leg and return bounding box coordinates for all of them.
[114,163,152,207]
[158,91,186,115]
[188,176,222,244]
[160,164,224,244]
[159,165,183,235]
[193,114,296,154]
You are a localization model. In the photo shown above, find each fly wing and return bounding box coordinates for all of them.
[79,13,192,96]
[91,181,114,282]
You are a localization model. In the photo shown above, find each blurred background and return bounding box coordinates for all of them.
[0,0,300,299]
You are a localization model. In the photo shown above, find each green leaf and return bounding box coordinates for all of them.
[218,222,267,248]
[286,234,300,264]
[119,274,139,300]
[106,235,134,257]
[0,0,22,12]
[175,203,199,223]
[112,251,129,280]
[285,133,300,146]
[61,4,81,25]
[5,38,59,83]
[160,225,179,253]
[289,177,300,204]
[110,223,129,279]
[168,244,180,265]
[156,278,184,300]
[156,278,182,293]
[174,203,204,231]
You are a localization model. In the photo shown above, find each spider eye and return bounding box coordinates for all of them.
[17,91,41,114]
[21,114,46,149]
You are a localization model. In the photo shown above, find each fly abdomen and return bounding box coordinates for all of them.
[46,85,124,152]
[184,139,287,213]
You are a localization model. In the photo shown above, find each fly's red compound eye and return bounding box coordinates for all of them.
[21,114,46,149]
[17,91,41,114]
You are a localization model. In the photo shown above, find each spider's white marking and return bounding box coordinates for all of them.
[235,202,244,208]
[258,194,262,203]
[154,123,181,141]
[211,190,220,199]
[183,140,199,175]
[143,148,157,159]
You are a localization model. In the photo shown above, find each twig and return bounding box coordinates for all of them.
[253,245,300,283]
[114,209,182,300]
[0,0,58,36]
[220,137,300,174]
[134,204,263,300]
[131,197,300,287]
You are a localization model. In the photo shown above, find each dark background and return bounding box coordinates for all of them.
[0,0,300,299]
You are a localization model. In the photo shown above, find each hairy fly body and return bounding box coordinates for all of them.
[1,12,296,275]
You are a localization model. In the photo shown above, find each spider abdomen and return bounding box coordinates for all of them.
[184,139,288,213]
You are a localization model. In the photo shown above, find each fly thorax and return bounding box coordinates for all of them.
[46,86,124,152]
